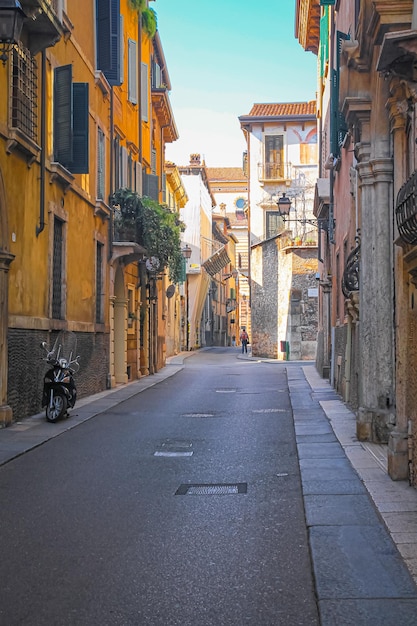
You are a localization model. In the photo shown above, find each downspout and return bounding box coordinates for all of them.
[329,5,336,385]
[138,14,142,166]
[109,87,114,261]
[36,50,47,237]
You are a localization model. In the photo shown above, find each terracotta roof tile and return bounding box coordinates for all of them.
[206,167,246,182]
[247,101,316,118]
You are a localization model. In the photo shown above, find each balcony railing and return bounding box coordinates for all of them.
[258,163,293,186]
[396,170,417,245]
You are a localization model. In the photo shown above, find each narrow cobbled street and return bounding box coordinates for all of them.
[1,349,417,625]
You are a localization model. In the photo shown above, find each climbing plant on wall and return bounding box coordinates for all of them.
[112,188,184,284]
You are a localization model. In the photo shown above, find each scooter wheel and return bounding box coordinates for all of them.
[46,393,68,423]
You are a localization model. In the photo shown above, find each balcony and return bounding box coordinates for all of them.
[396,169,417,245]
[21,0,65,55]
[258,162,291,185]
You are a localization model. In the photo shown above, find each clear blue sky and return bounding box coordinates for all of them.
[154,0,317,167]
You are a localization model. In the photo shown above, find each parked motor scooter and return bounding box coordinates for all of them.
[40,330,80,423]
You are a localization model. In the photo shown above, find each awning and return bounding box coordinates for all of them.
[202,246,231,277]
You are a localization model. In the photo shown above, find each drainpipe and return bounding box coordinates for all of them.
[108,87,114,261]
[138,14,142,166]
[408,420,414,485]
[345,314,352,402]
[413,1,417,29]
[36,50,47,237]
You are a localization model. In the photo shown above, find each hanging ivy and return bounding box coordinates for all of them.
[112,188,185,284]
[129,0,157,38]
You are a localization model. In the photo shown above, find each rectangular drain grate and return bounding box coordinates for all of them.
[154,451,193,457]
[175,483,247,496]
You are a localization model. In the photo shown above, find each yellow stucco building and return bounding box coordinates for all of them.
[0,0,179,424]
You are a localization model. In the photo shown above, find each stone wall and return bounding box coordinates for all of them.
[251,240,279,358]
[8,329,109,422]
[251,240,318,360]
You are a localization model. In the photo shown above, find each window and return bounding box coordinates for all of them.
[128,39,137,104]
[97,128,105,200]
[52,218,64,320]
[113,135,120,190]
[54,65,89,174]
[96,0,121,86]
[266,211,281,239]
[264,135,284,179]
[127,285,135,330]
[151,59,162,88]
[141,62,149,122]
[11,46,37,141]
[96,242,104,323]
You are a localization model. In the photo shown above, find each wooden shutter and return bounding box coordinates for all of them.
[97,128,105,199]
[128,39,137,104]
[96,0,121,86]
[119,14,124,85]
[54,64,73,166]
[71,83,89,174]
[135,161,142,195]
[141,62,148,122]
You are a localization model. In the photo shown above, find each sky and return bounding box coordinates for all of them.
[154,0,318,168]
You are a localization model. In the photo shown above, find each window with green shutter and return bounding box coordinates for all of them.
[96,0,121,86]
[54,65,89,174]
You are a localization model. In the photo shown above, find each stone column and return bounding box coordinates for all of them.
[356,80,395,443]
[387,77,416,479]
[0,250,15,427]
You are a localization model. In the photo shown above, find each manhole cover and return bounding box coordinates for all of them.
[252,408,287,413]
[154,451,193,457]
[182,413,217,418]
[175,483,247,495]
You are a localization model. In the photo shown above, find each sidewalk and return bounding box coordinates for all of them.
[300,364,417,589]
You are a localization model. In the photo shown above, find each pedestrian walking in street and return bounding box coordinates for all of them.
[240,328,249,353]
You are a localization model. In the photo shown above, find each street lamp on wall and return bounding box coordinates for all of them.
[0,0,26,65]
[276,193,318,227]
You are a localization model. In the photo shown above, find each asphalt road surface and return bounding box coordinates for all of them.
[0,348,319,625]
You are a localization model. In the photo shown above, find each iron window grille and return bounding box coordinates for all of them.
[52,218,64,320]
[11,45,38,142]
[95,242,104,323]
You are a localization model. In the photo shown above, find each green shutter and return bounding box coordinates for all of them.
[319,9,329,78]
[54,64,73,166]
[96,0,121,86]
[180,257,186,283]
[230,288,236,300]
[71,83,89,174]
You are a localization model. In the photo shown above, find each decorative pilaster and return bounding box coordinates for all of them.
[387,76,414,479]
[0,250,15,427]
[346,87,396,443]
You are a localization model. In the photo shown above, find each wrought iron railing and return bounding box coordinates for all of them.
[396,170,417,245]
[342,239,360,297]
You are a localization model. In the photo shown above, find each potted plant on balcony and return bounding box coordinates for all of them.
[112,188,184,284]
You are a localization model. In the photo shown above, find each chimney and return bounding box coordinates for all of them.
[190,153,201,166]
